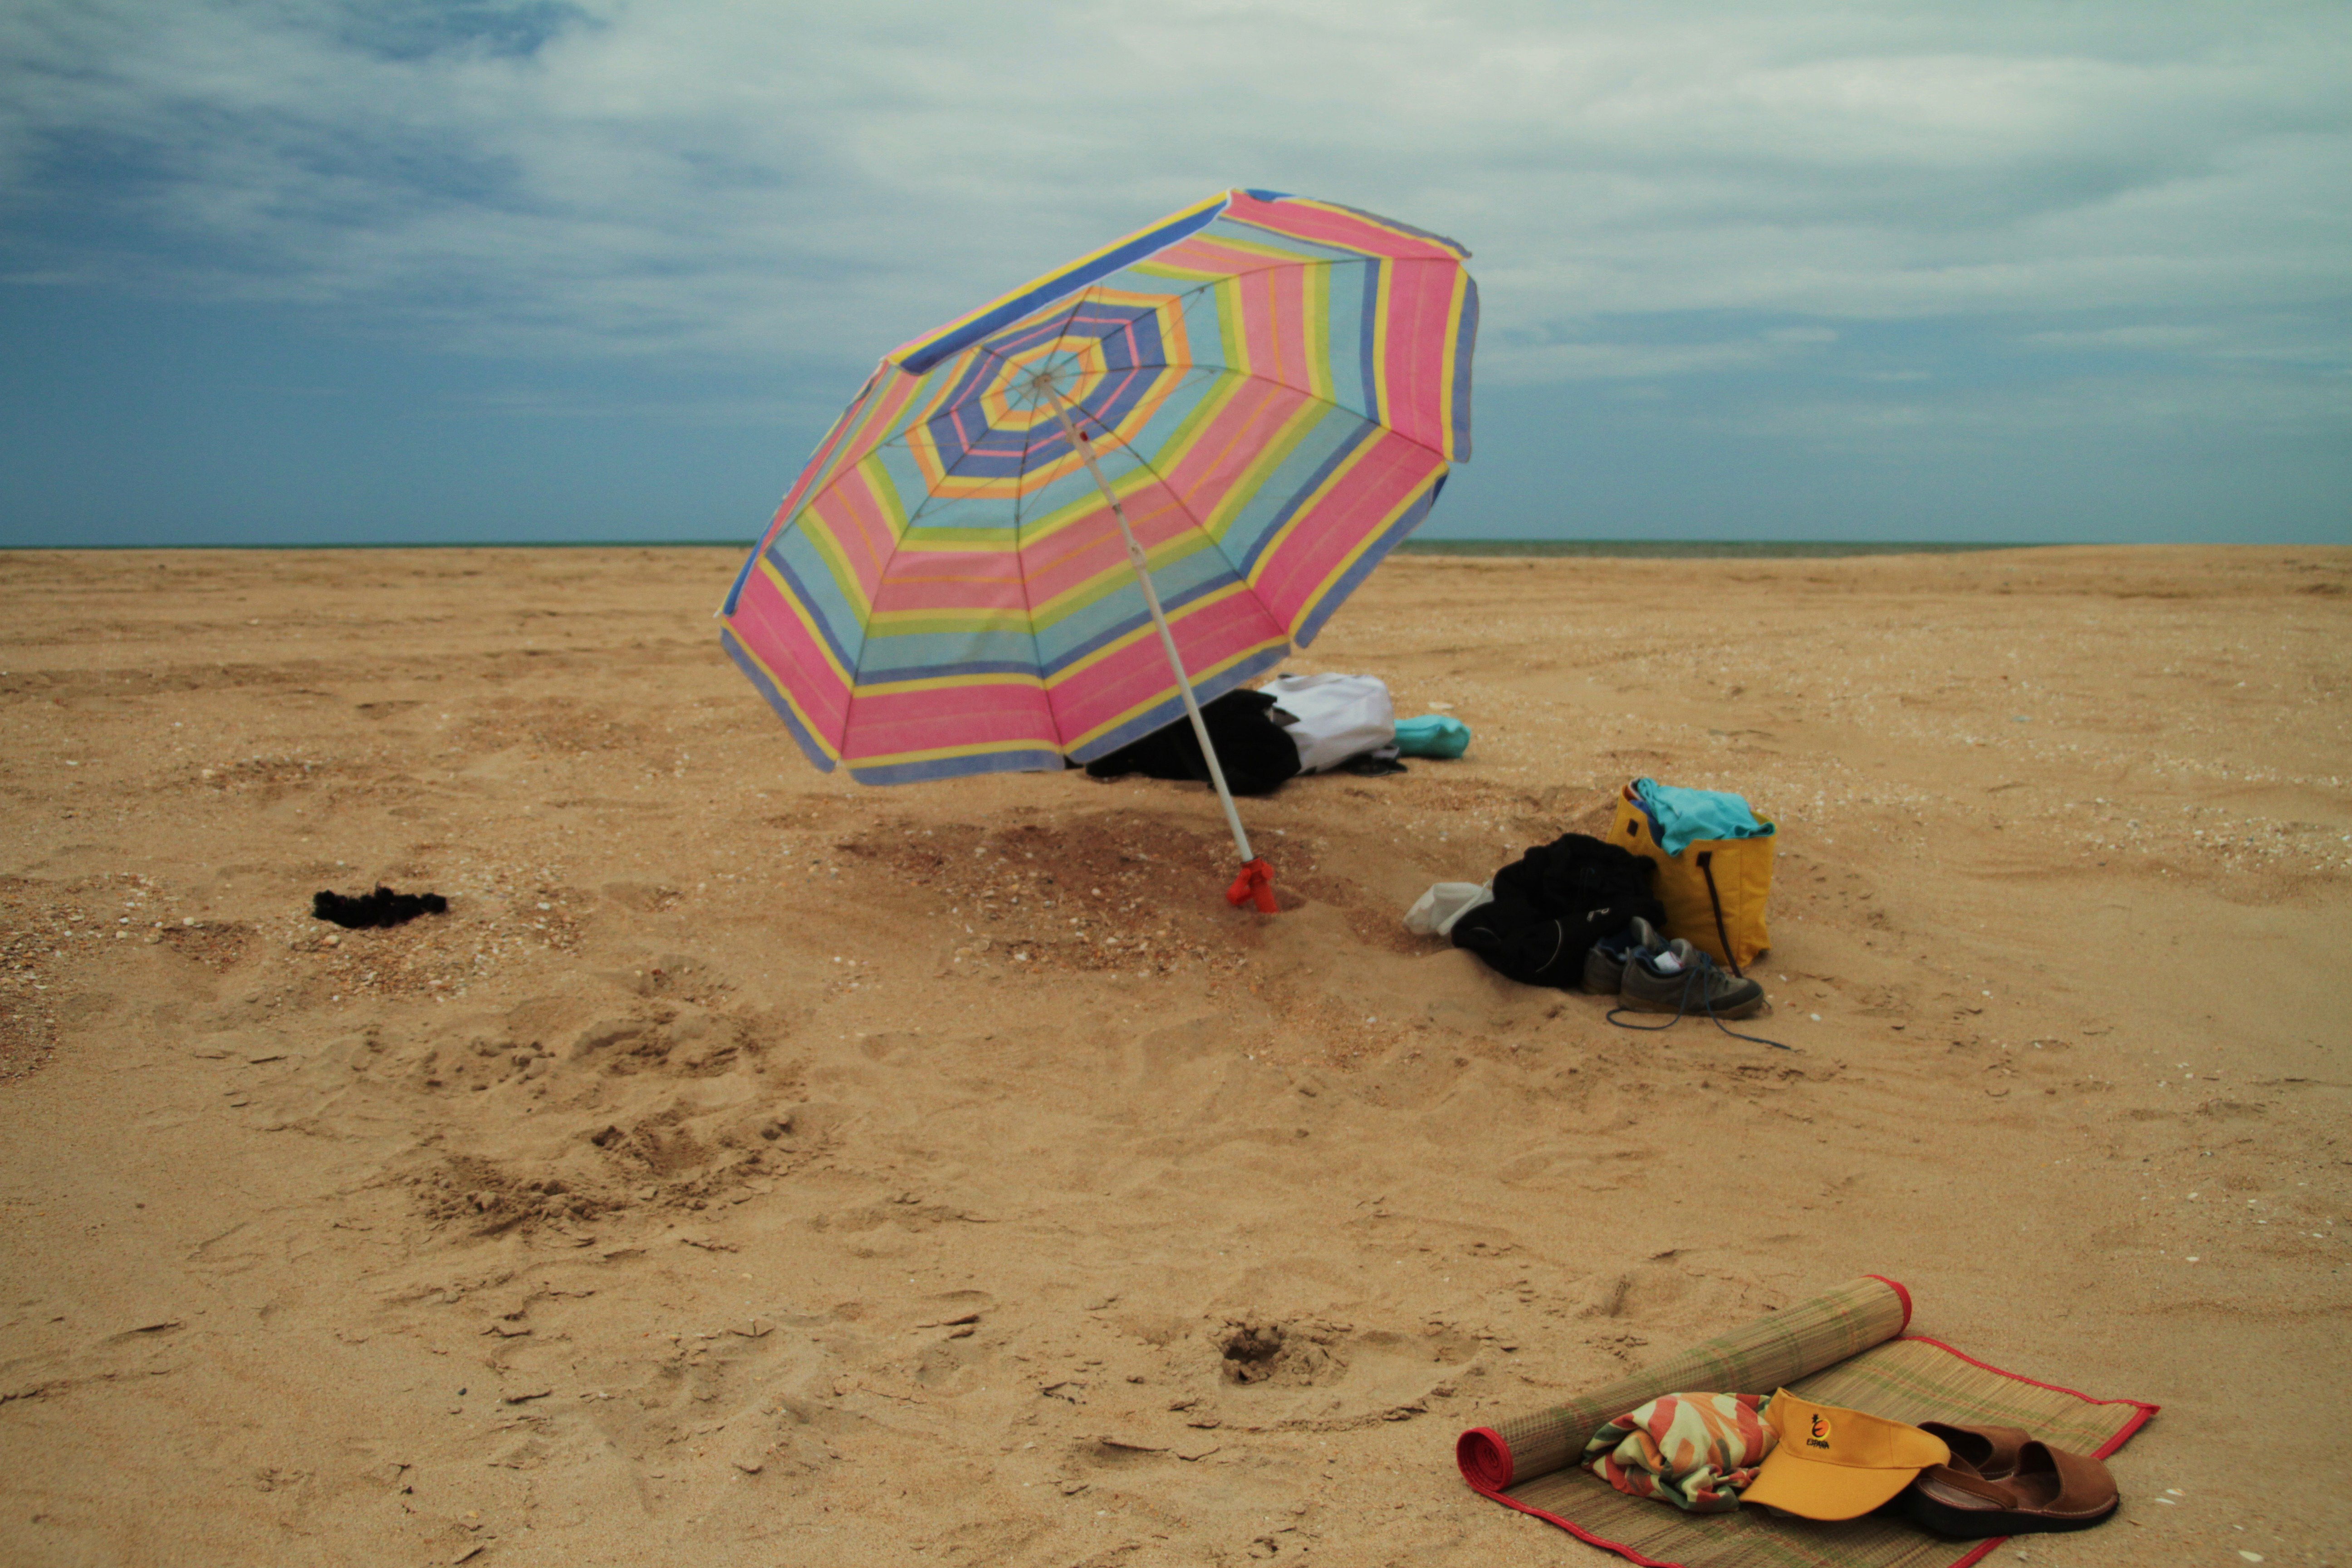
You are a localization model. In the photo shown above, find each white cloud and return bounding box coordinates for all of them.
[2021,323,2230,352]
[1,0,2346,392]
[1719,366,2352,455]
[1481,328,1836,386]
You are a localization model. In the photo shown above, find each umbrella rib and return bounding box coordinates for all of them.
[835,330,1054,764]
[880,260,1446,466]
[1074,358,1450,608]
[877,330,1093,542]
[1104,356,1452,469]
[1045,255,1461,661]
[849,290,1097,755]
[1005,353,1053,749]
[1099,260,1455,469]
[1069,406,1250,642]
[1006,287,1103,755]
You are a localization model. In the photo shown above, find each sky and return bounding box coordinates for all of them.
[2,0,2347,548]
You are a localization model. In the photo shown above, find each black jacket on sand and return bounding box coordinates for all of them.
[1082,689,1302,797]
[1450,832,1664,989]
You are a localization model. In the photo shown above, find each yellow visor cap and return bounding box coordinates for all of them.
[1740,1390,1952,1521]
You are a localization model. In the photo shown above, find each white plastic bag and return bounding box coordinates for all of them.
[1404,882,1493,937]
[1261,672,1396,773]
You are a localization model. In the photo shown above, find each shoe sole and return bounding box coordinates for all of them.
[1619,985,1765,1019]
[1897,1487,2118,1539]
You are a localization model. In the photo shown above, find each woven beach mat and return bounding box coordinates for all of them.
[1456,1277,2156,1568]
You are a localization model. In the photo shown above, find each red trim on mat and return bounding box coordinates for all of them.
[1456,1428,1514,1491]
[1892,1336,2160,1458]
[1865,1274,1914,1333]
[1455,1326,2159,1568]
[1460,1480,1688,1568]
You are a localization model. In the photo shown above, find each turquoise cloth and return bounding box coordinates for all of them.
[1632,777,1774,857]
[1395,714,1470,759]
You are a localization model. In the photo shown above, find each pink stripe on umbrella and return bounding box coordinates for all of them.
[1156,379,1318,528]
[1376,259,1466,456]
[1223,191,1464,260]
[870,547,1031,616]
[730,568,854,741]
[842,677,1059,761]
[1048,588,1288,744]
[1253,429,1444,629]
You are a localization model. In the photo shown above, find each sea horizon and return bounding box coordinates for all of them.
[1,537,2070,558]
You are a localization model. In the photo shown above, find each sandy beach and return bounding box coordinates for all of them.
[1,543,2346,1567]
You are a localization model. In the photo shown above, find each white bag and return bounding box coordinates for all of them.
[1261,673,1396,774]
[1404,882,1494,937]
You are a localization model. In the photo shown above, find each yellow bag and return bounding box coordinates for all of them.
[1608,783,1775,971]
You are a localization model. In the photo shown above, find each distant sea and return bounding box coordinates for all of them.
[1395,539,2033,559]
[29,537,2037,556]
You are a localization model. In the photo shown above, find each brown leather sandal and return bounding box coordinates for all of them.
[1898,1440,2119,1538]
[1918,1421,2033,1480]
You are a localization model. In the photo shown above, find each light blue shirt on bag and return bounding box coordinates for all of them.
[1632,777,1774,857]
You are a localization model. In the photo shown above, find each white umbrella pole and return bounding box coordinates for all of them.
[1044,394,1259,872]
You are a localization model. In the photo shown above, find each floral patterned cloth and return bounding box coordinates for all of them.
[1581,1392,1778,1512]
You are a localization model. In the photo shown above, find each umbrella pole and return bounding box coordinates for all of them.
[1044,396,1276,910]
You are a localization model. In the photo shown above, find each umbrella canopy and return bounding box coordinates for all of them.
[720,188,1477,789]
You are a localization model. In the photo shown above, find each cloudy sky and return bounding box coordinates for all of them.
[3,0,2346,546]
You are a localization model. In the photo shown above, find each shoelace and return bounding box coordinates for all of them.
[1607,952,1791,1049]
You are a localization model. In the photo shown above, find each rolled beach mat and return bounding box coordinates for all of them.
[1457,1274,1912,1493]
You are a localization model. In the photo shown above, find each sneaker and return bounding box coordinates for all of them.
[1581,916,1662,995]
[1620,939,1764,1019]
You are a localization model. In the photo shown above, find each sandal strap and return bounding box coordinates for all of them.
[2029,1441,2119,1514]
[1920,1421,2033,1478]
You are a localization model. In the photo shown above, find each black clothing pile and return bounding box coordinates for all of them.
[312,887,449,928]
[1450,832,1664,989]
[1083,689,1302,797]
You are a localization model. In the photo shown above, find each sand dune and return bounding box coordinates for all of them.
[1,544,2345,1565]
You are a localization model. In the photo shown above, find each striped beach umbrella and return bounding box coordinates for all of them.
[719,188,1476,906]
